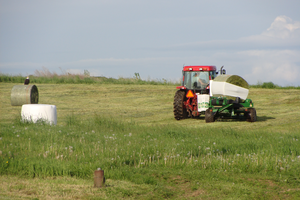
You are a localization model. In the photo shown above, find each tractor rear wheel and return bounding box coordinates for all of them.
[173,90,188,120]
[205,109,215,123]
[246,108,257,122]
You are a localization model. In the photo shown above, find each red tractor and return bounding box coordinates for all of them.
[173,65,225,120]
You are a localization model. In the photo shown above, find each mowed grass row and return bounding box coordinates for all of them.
[1,83,300,199]
[1,116,300,177]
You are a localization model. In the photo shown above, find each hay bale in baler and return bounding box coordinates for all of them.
[209,75,249,100]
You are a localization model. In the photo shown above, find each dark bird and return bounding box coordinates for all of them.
[24,76,30,85]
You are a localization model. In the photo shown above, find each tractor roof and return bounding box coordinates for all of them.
[183,65,216,71]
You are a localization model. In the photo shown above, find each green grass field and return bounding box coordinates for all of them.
[0,82,300,199]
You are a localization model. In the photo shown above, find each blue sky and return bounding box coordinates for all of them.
[1,0,300,86]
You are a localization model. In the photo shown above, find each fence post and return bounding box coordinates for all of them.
[94,168,105,188]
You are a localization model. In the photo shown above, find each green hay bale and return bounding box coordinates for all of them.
[213,75,249,89]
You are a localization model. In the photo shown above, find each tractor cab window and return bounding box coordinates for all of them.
[209,71,217,80]
[183,71,209,90]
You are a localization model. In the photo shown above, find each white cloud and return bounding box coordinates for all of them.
[262,15,300,39]
[237,50,300,85]
[157,15,300,86]
[238,16,300,85]
[165,15,300,51]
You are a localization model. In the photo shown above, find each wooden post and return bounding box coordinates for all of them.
[94,168,105,188]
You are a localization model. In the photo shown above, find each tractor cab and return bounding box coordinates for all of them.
[178,66,218,94]
[174,65,226,119]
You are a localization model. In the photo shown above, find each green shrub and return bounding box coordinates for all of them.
[262,82,277,89]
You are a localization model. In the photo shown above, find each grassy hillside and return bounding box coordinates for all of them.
[0,82,300,199]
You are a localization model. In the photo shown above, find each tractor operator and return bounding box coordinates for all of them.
[193,72,208,87]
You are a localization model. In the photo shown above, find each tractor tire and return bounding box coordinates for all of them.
[173,90,188,120]
[205,109,215,123]
[246,108,257,122]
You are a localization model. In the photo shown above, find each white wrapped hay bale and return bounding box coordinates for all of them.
[21,104,57,125]
[209,75,249,100]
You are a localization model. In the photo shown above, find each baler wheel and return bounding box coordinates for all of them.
[173,90,188,120]
[246,108,257,122]
[205,109,215,123]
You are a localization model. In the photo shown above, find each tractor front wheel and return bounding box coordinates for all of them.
[173,90,188,120]
[205,109,215,123]
[246,108,257,122]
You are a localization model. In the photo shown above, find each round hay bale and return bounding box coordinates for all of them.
[11,85,39,106]
[210,75,249,100]
[21,104,57,125]
[213,75,249,89]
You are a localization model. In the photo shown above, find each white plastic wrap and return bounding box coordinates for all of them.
[197,94,210,112]
[21,104,57,125]
[209,80,249,100]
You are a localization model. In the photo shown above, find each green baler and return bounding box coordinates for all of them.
[204,75,257,123]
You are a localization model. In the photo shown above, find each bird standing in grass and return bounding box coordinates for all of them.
[24,76,30,85]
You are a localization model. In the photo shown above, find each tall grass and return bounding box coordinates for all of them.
[0,74,178,85]
[2,73,300,88]
[1,115,299,186]
[2,67,300,87]
[0,68,178,85]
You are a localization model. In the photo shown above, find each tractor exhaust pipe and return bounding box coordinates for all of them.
[220,66,226,75]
